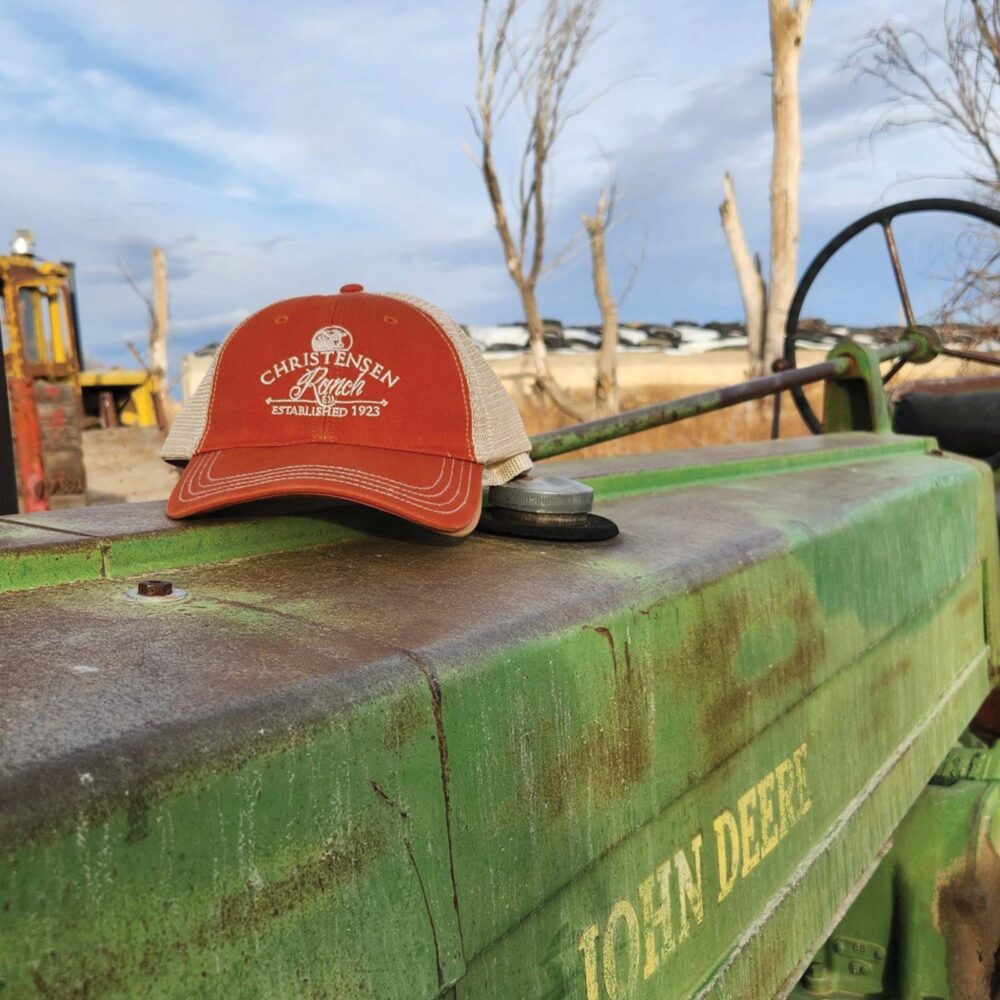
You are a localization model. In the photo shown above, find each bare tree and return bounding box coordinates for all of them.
[854,0,1000,322]
[469,0,610,420]
[582,184,619,415]
[720,0,813,378]
[720,172,767,371]
[118,247,171,429]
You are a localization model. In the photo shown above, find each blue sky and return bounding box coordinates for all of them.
[0,0,975,375]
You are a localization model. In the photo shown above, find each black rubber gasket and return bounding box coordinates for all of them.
[475,509,619,541]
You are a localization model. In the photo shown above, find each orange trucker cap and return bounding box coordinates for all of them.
[161,285,532,535]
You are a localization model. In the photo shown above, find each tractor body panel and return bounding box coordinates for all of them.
[0,433,997,997]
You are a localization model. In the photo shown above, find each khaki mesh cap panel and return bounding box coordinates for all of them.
[382,293,531,485]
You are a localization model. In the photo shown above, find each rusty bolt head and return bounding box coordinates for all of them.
[771,358,790,373]
[137,580,173,597]
[804,962,829,985]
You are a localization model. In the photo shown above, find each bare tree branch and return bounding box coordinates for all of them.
[853,0,1000,326]
[720,171,767,377]
[470,0,607,421]
[617,224,648,308]
[118,259,155,329]
[718,1,811,380]
[583,185,619,416]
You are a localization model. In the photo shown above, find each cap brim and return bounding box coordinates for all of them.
[166,442,483,536]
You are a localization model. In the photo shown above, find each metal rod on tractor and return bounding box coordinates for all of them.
[530,340,919,461]
[940,344,1000,368]
[530,358,850,460]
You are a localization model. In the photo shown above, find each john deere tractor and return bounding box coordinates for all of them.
[1,200,1000,998]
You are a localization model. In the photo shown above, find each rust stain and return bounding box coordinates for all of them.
[938,826,1000,1000]
[854,656,913,745]
[872,656,913,694]
[691,586,827,757]
[124,789,151,844]
[402,650,466,953]
[594,626,619,672]
[366,777,442,988]
[534,632,652,818]
[972,688,1000,743]
[25,817,386,1000]
[215,820,385,940]
[955,583,984,621]
[383,688,426,755]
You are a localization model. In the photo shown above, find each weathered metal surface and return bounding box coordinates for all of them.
[791,740,1000,998]
[941,343,1000,368]
[33,380,87,505]
[0,518,102,591]
[0,497,371,591]
[0,433,997,997]
[891,373,1000,398]
[823,341,894,435]
[6,375,48,511]
[0,334,17,515]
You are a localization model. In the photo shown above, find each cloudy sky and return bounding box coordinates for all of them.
[0,0,975,376]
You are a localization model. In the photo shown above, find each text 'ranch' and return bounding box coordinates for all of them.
[577,742,812,999]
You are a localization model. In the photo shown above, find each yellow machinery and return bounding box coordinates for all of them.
[78,369,161,428]
[0,230,160,510]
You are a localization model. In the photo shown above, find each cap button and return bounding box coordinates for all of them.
[340,283,364,293]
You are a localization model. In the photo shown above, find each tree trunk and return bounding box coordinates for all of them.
[583,190,619,416]
[150,247,170,430]
[720,171,767,378]
[765,0,812,375]
[150,248,168,385]
[521,284,590,421]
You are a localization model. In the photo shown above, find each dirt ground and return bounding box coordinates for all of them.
[83,427,178,504]
[81,347,991,503]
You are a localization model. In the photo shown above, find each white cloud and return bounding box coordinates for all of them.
[0,0,977,370]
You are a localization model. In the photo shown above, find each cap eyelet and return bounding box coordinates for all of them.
[274,314,289,325]
[384,315,398,325]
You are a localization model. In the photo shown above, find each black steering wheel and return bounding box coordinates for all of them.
[783,198,1000,434]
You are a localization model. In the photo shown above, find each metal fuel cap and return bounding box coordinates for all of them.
[488,474,594,514]
[477,474,618,541]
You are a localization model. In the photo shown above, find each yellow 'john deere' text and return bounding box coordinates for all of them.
[577,742,811,999]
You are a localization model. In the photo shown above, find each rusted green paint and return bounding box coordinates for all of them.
[1,635,464,996]
[823,341,893,434]
[0,519,103,591]
[0,432,997,997]
[440,465,992,996]
[0,500,374,594]
[575,434,935,503]
[792,739,1000,998]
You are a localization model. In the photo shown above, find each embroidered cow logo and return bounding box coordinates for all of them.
[311,325,353,353]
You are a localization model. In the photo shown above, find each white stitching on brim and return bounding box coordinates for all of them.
[176,452,476,515]
[197,449,450,495]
